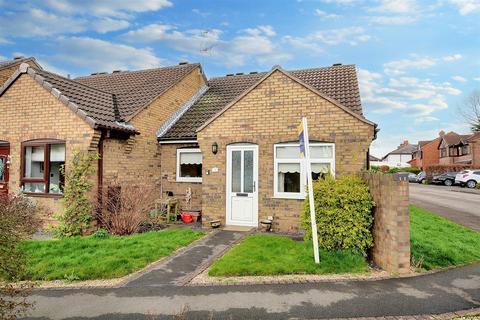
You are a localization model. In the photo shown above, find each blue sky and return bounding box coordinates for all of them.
[1,0,479,157]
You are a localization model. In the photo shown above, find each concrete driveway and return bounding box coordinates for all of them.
[409,183,480,231]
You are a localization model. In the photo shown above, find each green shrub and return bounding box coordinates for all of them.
[302,175,375,256]
[53,151,99,237]
[92,228,109,239]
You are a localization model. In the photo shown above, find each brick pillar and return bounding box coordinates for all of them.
[361,172,410,274]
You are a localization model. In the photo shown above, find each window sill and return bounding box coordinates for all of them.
[175,178,202,183]
[23,192,64,199]
[273,193,305,200]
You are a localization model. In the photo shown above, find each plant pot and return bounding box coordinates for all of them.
[180,213,193,223]
[181,210,201,222]
[260,219,272,232]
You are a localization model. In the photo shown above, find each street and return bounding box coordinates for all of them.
[409,183,480,231]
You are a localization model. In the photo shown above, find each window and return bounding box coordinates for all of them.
[21,140,65,196]
[461,145,470,156]
[176,148,202,182]
[274,143,335,199]
[440,148,447,158]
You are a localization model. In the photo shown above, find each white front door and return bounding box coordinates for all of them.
[226,144,258,227]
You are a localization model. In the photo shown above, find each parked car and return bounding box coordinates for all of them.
[455,170,480,188]
[407,173,418,183]
[432,172,458,186]
[416,171,426,184]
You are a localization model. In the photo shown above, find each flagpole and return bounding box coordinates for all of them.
[302,117,320,264]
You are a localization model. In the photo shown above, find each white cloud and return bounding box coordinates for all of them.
[52,37,163,72]
[0,8,87,37]
[371,0,418,13]
[443,53,462,61]
[314,9,340,18]
[320,0,358,5]
[452,75,467,82]
[122,24,290,67]
[284,27,370,52]
[369,15,417,25]
[474,77,480,81]
[384,56,437,76]
[91,18,130,33]
[448,0,480,15]
[43,0,172,17]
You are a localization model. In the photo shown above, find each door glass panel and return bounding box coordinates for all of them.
[24,146,45,178]
[243,150,253,193]
[231,150,241,193]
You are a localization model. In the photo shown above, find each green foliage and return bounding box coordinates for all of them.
[410,205,480,270]
[302,175,375,255]
[209,234,368,276]
[369,166,421,174]
[21,229,204,280]
[92,228,109,239]
[0,193,40,319]
[53,151,99,238]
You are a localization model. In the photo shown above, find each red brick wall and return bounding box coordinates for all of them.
[420,138,440,169]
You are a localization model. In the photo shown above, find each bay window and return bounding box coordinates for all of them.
[176,148,202,182]
[21,140,65,196]
[274,143,335,199]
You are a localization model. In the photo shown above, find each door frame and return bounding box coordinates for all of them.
[225,143,259,227]
[0,142,10,195]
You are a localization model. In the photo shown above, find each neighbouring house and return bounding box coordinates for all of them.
[368,154,382,166]
[409,137,441,169]
[466,132,480,167]
[0,61,206,220]
[0,60,376,233]
[157,64,376,233]
[381,140,417,168]
[438,131,474,165]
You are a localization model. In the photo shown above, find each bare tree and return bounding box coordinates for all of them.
[459,89,480,132]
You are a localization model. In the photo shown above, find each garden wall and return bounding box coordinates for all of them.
[361,172,410,274]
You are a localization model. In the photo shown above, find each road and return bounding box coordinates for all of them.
[409,183,480,231]
[22,263,480,319]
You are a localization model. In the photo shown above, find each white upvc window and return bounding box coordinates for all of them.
[273,143,335,199]
[176,148,203,182]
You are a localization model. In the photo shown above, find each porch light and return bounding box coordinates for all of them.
[212,142,218,155]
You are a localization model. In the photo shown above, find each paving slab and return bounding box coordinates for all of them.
[123,230,246,287]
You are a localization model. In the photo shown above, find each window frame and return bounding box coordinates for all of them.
[176,148,203,183]
[20,139,65,198]
[273,142,335,199]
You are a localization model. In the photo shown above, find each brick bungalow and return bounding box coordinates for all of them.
[0,60,206,219]
[1,59,376,233]
[0,56,42,85]
[157,65,376,233]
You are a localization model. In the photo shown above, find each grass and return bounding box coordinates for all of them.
[208,234,368,277]
[410,205,480,270]
[22,228,204,281]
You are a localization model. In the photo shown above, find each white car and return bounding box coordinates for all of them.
[455,170,480,188]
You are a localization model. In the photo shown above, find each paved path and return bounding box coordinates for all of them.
[125,230,246,287]
[409,183,480,231]
[24,262,480,319]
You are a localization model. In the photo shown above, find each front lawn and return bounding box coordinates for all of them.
[410,205,480,270]
[22,228,204,281]
[208,234,368,277]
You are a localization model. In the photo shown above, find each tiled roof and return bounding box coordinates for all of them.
[385,144,418,158]
[160,64,365,140]
[0,57,41,71]
[418,140,431,147]
[74,63,200,119]
[441,132,471,146]
[0,63,200,133]
[466,132,480,142]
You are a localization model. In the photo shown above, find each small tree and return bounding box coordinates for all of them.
[0,193,41,319]
[459,90,480,132]
[54,151,99,237]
